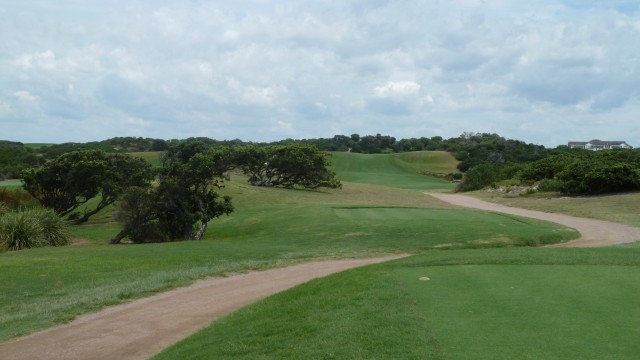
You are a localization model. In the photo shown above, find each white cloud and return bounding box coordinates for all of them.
[14,50,57,70]
[13,91,39,102]
[1,1,639,146]
[373,81,421,98]
[226,78,288,108]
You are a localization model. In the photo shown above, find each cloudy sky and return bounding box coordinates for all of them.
[1,1,639,147]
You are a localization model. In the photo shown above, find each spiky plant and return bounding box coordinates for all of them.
[0,208,69,251]
[34,208,69,246]
[0,211,45,251]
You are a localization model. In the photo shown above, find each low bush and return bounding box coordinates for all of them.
[537,179,562,192]
[0,208,69,251]
[456,163,504,192]
[558,161,640,195]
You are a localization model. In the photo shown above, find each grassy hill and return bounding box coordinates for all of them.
[330,151,458,190]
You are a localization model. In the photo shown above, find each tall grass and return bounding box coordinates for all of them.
[0,208,69,251]
[0,188,38,209]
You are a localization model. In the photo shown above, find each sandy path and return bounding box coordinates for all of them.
[0,255,406,360]
[428,192,640,247]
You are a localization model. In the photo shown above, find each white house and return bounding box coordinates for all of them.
[567,140,632,150]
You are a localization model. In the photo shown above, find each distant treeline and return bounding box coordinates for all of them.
[2,133,639,196]
[0,133,548,178]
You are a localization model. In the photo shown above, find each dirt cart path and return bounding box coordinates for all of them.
[0,255,406,360]
[428,192,640,247]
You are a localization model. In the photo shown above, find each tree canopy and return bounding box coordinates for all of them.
[22,150,154,223]
[112,142,236,243]
[236,144,341,189]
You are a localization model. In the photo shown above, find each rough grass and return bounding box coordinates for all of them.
[395,150,460,174]
[155,247,640,360]
[0,179,24,189]
[472,190,640,227]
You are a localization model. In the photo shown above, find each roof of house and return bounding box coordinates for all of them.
[568,140,632,147]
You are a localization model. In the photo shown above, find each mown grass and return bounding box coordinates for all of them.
[329,152,456,190]
[0,179,576,341]
[0,152,579,341]
[472,190,640,227]
[156,247,640,360]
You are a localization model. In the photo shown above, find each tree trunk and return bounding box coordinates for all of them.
[194,221,208,240]
[110,227,131,244]
[74,205,105,224]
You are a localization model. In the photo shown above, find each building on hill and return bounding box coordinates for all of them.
[568,140,632,151]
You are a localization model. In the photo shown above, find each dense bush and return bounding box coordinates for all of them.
[558,161,640,195]
[0,208,69,251]
[517,149,640,195]
[456,163,504,192]
[537,179,562,192]
[520,155,573,182]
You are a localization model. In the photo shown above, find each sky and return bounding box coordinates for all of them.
[1,1,639,147]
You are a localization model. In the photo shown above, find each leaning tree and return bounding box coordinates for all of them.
[236,144,341,189]
[112,141,235,243]
[23,150,154,223]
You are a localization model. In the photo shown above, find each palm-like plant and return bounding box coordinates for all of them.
[0,208,68,251]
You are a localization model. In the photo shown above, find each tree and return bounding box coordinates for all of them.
[159,144,235,240]
[111,186,161,244]
[23,150,107,218]
[112,142,235,243]
[22,150,154,223]
[237,144,341,189]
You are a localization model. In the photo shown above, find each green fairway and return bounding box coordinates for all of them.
[156,247,640,359]
[0,150,580,341]
[330,151,457,190]
[0,178,577,341]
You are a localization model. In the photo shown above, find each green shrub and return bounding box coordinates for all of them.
[0,212,44,251]
[537,179,562,192]
[0,208,69,251]
[456,163,504,192]
[558,161,640,195]
[0,188,39,209]
[33,209,69,247]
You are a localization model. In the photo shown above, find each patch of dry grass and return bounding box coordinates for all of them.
[471,191,640,227]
